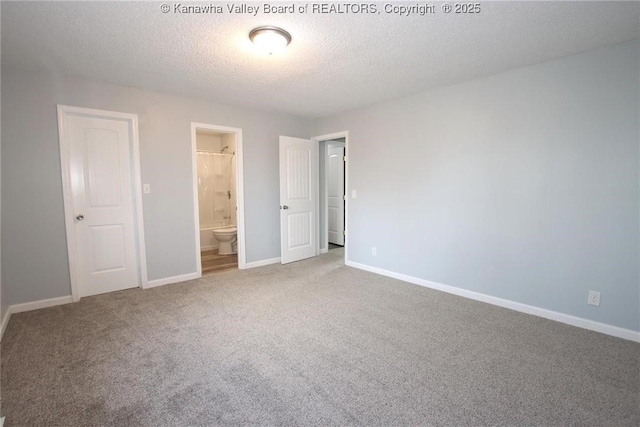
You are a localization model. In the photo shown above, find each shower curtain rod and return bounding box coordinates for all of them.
[196,150,235,155]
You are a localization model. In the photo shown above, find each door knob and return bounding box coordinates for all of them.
[76,214,84,221]
[282,205,289,210]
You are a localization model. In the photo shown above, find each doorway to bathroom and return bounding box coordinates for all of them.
[191,123,246,275]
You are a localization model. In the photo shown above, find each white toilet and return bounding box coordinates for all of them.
[213,227,237,255]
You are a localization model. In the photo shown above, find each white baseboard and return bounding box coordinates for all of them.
[245,257,281,269]
[1,295,74,341]
[320,248,329,254]
[200,245,219,251]
[145,272,201,289]
[11,295,74,314]
[346,260,640,343]
[1,307,12,342]
[1,273,203,340]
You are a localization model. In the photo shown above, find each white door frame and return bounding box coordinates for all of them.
[191,123,247,271]
[311,131,349,263]
[57,105,148,301]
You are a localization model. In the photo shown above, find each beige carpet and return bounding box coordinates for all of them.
[2,248,639,426]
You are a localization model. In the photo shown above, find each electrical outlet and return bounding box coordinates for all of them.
[371,247,377,256]
[587,290,601,306]
[352,190,357,198]
[143,184,151,194]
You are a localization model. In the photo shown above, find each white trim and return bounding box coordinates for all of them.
[200,245,219,251]
[191,124,203,278]
[1,296,74,341]
[11,295,74,314]
[1,271,204,340]
[130,116,149,289]
[56,105,148,300]
[146,272,200,289]
[1,307,12,341]
[191,123,247,272]
[57,106,80,302]
[346,260,640,343]
[320,248,329,254]
[245,257,281,269]
[312,131,349,265]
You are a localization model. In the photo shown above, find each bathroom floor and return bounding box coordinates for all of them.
[201,249,238,275]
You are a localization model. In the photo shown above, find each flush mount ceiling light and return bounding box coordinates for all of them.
[249,26,292,55]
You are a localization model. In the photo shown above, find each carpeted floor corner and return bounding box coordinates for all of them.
[1,248,639,426]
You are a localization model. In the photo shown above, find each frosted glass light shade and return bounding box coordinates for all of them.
[249,26,291,55]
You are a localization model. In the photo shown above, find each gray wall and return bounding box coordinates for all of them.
[2,40,638,333]
[314,40,640,331]
[1,67,312,306]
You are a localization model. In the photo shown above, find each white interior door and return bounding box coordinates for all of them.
[279,136,318,264]
[327,145,345,246]
[63,110,141,297]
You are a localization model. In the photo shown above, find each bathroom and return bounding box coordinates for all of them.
[196,130,238,273]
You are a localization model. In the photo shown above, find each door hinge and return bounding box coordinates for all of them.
[343,195,347,201]
[343,230,346,236]
[343,156,347,162]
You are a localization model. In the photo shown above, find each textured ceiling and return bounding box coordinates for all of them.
[2,1,638,118]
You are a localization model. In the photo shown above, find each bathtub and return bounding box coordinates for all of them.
[200,223,235,251]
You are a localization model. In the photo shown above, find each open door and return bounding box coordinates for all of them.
[279,136,318,264]
[327,145,345,246]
